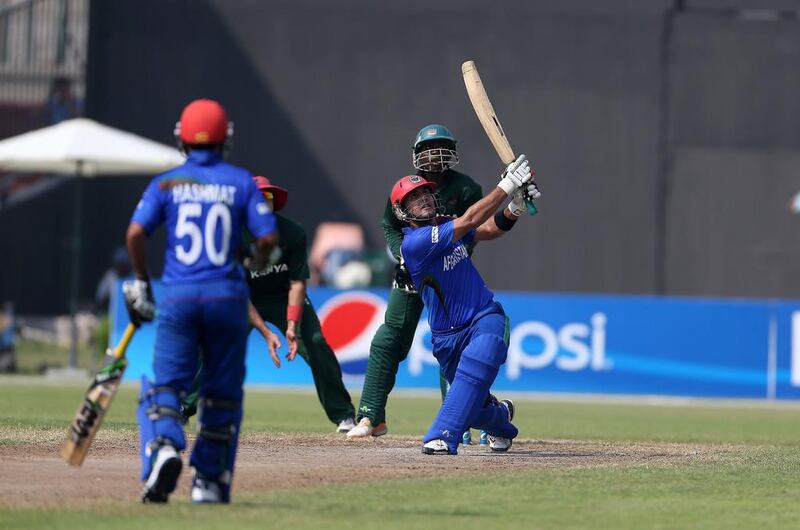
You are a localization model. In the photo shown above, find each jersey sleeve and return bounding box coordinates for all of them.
[465,182,483,209]
[130,179,165,235]
[245,178,277,238]
[382,197,404,260]
[401,221,456,273]
[288,228,310,281]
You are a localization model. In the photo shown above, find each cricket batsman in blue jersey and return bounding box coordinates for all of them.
[123,99,278,503]
[390,154,539,455]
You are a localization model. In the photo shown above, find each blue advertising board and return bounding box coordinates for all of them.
[110,283,800,400]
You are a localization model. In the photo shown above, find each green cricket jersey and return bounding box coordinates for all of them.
[383,169,483,260]
[246,214,309,300]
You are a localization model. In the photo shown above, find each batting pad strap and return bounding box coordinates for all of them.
[146,404,184,422]
[143,385,185,423]
[494,210,517,231]
[197,425,235,443]
[139,385,182,404]
[146,436,177,453]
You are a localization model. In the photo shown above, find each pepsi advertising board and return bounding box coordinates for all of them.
[110,283,800,400]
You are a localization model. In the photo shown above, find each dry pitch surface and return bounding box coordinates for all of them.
[2,428,707,508]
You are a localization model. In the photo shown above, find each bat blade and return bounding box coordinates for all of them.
[462,60,537,216]
[462,60,516,165]
[61,323,136,466]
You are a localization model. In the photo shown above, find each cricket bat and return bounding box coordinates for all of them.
[61,322,137,466]
[462,60,537,215]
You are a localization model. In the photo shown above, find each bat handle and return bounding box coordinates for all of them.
[524,197,538,216]
[113,323,137,359]
[506,155,537,216]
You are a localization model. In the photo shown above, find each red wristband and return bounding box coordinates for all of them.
[287,304,303,322]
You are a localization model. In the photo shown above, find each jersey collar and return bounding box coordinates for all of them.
[187,149,223,166]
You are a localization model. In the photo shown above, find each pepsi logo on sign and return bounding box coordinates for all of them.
[317,292,387,375]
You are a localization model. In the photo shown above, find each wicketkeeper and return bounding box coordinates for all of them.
[348,125,486,444]
[390,154,539,455]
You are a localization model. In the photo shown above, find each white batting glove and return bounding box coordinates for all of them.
[508,190,527,217]
[524,182,541,200]
[497,154,532,196]
[122,279,155,325]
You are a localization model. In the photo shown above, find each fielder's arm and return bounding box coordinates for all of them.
[249,232,280,269]
[285,280,304,361]
[248,301,282,368]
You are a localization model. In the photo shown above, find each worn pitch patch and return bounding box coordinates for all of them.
[0,428,706,508]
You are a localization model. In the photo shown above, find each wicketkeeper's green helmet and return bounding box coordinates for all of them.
[413,124,457,152]
[412,124,459,172]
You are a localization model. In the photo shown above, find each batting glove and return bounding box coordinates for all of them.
[508,190,527,217]
[497,154,532,196]
[122,278,155,326]
[391,257,417,293]
[524,181,541,200]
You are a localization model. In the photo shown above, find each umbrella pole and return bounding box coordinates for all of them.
[68,163,83,369]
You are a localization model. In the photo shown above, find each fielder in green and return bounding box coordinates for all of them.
[182,176,357,433]
[347,124,486,444]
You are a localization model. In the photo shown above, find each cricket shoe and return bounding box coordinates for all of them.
[479,430,489,446]
[336,417,357,434]
[421,439,454,455]
[488,399,515,453]
[190,478,225,504]
[141,445,182,503]
[346,417,388,439]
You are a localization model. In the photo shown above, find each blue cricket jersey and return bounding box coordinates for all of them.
[401,220,494,332]
[130,149,276,283]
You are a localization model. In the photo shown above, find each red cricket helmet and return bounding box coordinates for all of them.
[175,99,232,146]
[390,175,440,222]
[253,176,288,211]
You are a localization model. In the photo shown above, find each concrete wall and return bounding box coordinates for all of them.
[85,0,670,294]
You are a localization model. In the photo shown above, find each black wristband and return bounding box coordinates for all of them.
[494,210,517,231]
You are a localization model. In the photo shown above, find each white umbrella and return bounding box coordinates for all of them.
[0,118,185,368]
[0,118,184,176]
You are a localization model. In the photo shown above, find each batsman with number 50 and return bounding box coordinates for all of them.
[124,99,278,505]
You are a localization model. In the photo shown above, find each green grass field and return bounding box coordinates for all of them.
[2,379,800,529]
